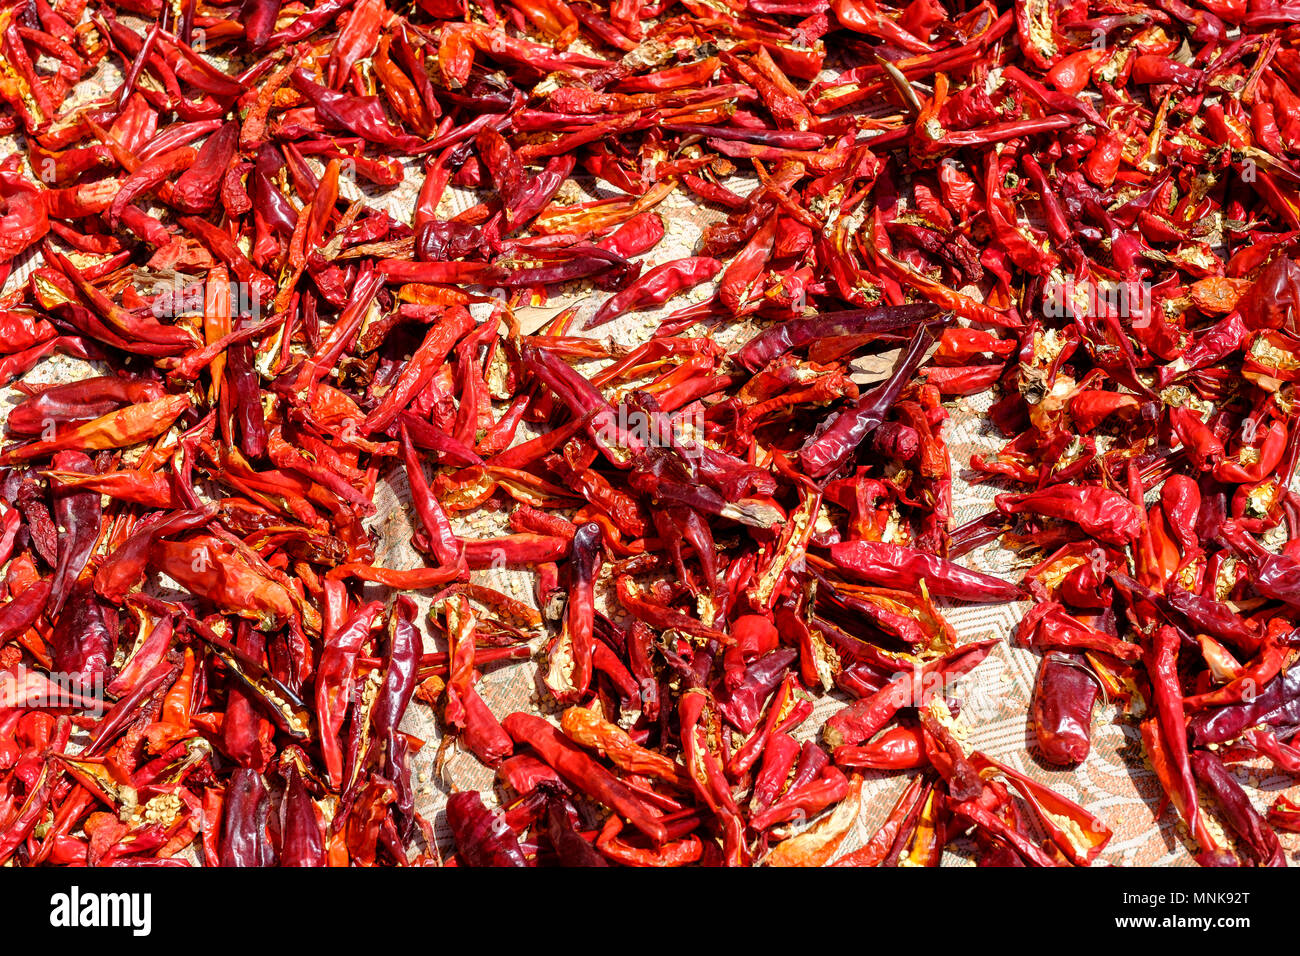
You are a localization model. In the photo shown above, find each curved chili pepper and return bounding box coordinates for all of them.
[799,322,947,478]
[834,724,927,770]
[583,256,723,330]
[826,540,1022,602]
[171,120,238,213]
[996,485,1142,546]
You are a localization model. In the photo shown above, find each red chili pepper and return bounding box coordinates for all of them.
[501,712,667,844]
[1031,652,1100,765]
[825,540,1022,602]
[996,485,1142,546]
[822,640,997,748]
[834,724,928,770]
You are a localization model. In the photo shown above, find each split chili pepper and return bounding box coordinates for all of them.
[542,523,602,704]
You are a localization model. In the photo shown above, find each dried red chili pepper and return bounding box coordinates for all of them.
[1031,653,1101,766]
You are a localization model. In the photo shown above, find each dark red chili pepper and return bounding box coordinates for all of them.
[542,523,602,704]
[1031,652,1100,766]
[171,120,238,213]
[799,322,948,478]
[220,768,277,867]
[1191,749,1285,866]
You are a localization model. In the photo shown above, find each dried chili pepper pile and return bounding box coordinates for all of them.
[2,0,1300,868]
